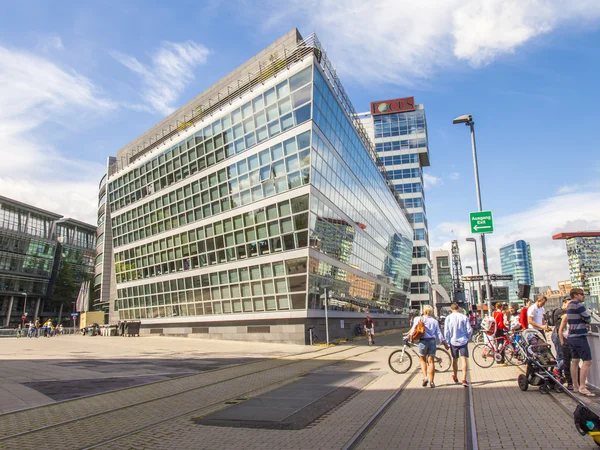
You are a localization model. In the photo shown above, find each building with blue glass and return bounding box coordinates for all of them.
[0,196,96,327]
[499,240,535,301]
[95,30,413,343]
[356,98,431,308]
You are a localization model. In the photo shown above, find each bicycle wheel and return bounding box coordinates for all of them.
[472,343,496,368]
[504,346,524,366]
[433,347,452,372]
[388,348,412,374]
[472,332,484,344]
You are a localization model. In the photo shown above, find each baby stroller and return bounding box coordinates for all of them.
[517,328,559,394]
[516,330,600,446]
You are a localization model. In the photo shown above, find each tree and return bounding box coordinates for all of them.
[52,261,78,311]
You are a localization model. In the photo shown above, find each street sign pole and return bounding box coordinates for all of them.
[467,122,493,317]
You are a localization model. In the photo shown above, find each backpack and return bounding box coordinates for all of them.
[545,308,561,327]
[481,316,496,336]
[574,404,600,435]
[409,316,425,342]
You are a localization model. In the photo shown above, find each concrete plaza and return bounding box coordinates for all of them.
[0,333,596,449]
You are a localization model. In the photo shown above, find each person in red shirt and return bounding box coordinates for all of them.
[519,299,533,330]
[493,302,508,363]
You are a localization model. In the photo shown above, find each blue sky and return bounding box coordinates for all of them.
[1,0,600,287]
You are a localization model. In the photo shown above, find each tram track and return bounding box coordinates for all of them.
[0,345,378,449]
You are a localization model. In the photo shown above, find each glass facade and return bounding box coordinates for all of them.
[105,54,413,323]
[357,102,432,308]
[499,240,535,301]
[565,236,600,295]
[0,198,95,325]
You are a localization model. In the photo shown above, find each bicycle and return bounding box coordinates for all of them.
[308,326,320,345]
[388,337,452,374]
[472,332,522,368]
[365,327,375,345]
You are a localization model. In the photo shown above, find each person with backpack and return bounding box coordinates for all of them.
[549,297,570,379]
[407,305,448,389]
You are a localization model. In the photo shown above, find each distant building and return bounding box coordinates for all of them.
[0,196,96,327]
[553,232,600,295]
[355,97,432,308]
[558,279,572,297]
[532,286,551,299]
[431,250,452,301]
[499,240,535,301]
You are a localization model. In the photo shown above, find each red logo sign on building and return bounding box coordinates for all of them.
[370,96,415,116]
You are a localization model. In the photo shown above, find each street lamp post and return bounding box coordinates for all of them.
[466,237,482,306]
[454,114,493,317]
[465,266,474,308]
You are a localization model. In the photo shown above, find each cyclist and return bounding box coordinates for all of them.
[364,316,375,344]
[493,302,509,363]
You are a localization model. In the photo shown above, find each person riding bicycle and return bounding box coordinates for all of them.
[364,316,375,344]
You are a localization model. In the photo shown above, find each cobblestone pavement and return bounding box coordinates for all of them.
[0,335,319,414]
[1,335,597,450]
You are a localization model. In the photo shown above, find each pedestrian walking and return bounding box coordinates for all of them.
[444,303,472,387]
[407,305,449,388]
[565,288,594,396]
[16,324,22,338]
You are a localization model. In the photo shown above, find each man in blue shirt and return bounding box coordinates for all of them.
[566,288,594,396]
[444,303,473,387]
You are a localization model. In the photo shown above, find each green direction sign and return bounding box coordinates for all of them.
[470,211,494,234]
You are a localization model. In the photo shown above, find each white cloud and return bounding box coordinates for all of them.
[448,172,460,181]
[423,173,442,188]
[271,0,600,85]
[430,191,600,287]
[0,45,113,224]
[112,41,210,115]
[557,185,578,194]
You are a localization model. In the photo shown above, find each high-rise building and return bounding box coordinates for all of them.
[499,240,535,301]
[431,250,452,300]
[553,232,600,295]
[0,195,96,326]
[95,30,413,343]
[356,97,431,308]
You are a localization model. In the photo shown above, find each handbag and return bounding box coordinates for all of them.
[410,315,426,342]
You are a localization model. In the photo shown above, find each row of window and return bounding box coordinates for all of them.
[409,212,426,224]
[110,131,311,247]
[395,182,423,194]
[403,197,423,209]
[414,228,428,242]
[375,139,427,152]
[413,246,430,259]
[113,195,310,283]
[116,257,309,319]
[410,281,430,294]
[108,66,314,213]
[0,252,54,277]
[378,153,420,165]
[386,168,421,181]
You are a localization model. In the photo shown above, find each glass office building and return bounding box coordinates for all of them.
[499,240,535,301]
[0,196,96,326]
[96,30,413,343]
[553,232,600,295]
[356,99,431,308]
